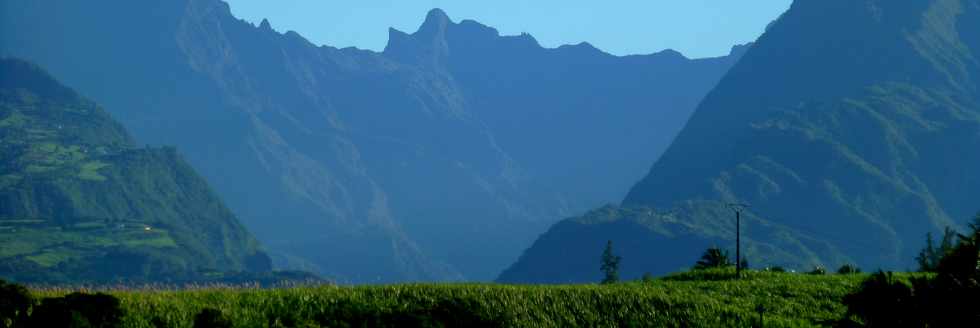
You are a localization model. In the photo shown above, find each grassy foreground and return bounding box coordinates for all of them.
[26,269,895,328]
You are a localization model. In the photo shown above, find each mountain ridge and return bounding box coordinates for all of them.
[1,0,747,282]
[502,0,980,283]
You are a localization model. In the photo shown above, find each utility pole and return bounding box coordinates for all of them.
[728,203,750,279]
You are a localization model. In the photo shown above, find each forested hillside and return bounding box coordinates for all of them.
[0,58,270,283]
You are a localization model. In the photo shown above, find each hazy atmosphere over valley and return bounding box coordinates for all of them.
[2,0,979,326]
[1,0,750,283]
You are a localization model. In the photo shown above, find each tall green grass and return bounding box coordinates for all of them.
[30,269,888,327]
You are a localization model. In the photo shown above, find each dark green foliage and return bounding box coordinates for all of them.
[765,266,787,273]
[915,228,957,272]
[641,272,655,283]
[28,292,123,328]
[837,265,861,275]
[695,247,732,270]
[0,279,33,327]
[599,240,621,284]
[194,308,232,328]
[842,271,915,327]
[809,266,827,275]
[739,258,749,270]
[842,215,980,326]
[311,297,504,328]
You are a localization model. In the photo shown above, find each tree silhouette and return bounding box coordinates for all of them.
[842,271,915,327]
[695,247,732,270]
[837,264,861,274]
[915,227,957,272]
[842,212,980,326]
[28,292,123,328]
[0,279,33,327]
[600,240,621,284]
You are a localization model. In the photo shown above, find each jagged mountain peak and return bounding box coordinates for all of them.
[421,8,452,30]
[0,0,749,283]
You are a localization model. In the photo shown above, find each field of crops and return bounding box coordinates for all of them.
[29,269,893,328]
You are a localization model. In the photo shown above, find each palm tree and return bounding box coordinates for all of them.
[695,247,732,270]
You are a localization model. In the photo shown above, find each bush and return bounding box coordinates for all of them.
[641,272,655,283]
[808,266,826,275]
[28,292,124,328]
[842,271,915,326]
[0,279,34,327]
[764,266,786,273]
[194,308,232,328]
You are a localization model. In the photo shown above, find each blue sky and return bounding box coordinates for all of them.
[225,0,791,58]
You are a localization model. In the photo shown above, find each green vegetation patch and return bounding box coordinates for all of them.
[25,251,75,268]
[30,270,885,328]
[0,225,179,267]
[78,161,110,181]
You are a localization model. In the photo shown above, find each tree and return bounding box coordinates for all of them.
[600,240,621,284]
[695,247,732,270]
[915,227,957,272]
[837,264,861,274]
[842,211,980,327]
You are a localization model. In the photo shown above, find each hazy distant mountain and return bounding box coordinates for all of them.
[0,0,744,282]
[0,58,270,283]
[501,0,980,283]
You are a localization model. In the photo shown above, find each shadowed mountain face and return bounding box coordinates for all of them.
[0,0,744,282]
[501,0,980,283]
[0,58,270,283]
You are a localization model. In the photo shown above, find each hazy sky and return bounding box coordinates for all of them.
[225,0,792,58]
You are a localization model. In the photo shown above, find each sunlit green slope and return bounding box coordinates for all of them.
[0,58,270,283]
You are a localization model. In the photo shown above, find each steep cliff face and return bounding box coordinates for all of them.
[0,58,270,283]
[0,1,744,281]
[503,0,980,283]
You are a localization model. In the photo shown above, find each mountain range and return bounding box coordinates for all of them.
[501,0,980,283]
[0,0,745,281]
